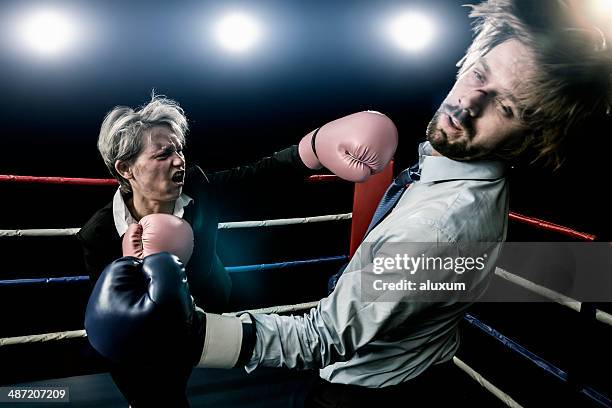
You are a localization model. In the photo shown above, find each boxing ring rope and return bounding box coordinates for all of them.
[0,228,80,237]
[495,267,612,326]
[464,314,612,407]
[0,256,348,287]
[507,212,596,242]
[0,214,353,237]
[451,356,523,408]
[0,174,118,186]
[1,171,609,406]
[0,173,597,241]
[217,213,352,229]
[0,174,337,185]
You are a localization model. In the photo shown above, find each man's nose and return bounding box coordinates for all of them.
[459,90,486,117]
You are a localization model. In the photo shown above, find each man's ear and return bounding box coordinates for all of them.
[115,160,133,180]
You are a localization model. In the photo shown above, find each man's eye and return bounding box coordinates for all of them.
[496,100,514,118]
[473,70,484,83]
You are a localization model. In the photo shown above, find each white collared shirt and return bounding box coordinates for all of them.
[112,188,194,237]
[246,142,509,386]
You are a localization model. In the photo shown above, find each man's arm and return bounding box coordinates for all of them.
[240,263,432,371]
[198,231,500,371]
[198,236,452,371]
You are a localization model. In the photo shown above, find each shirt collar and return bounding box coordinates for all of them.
[417,141,506,183]
[112,189,194,237]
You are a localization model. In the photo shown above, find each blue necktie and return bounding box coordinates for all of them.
[365,162,421,235]
[327,163,421,294]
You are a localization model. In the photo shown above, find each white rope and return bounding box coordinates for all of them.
[596,309,612,326]
[0,213,353,237]
[0,228,80,237]
[494,267,612,327]
[227,301,318,316]
[0,330,86,346]
[453,356,524,408]
[217,213,352,229]
[494,267,581,312]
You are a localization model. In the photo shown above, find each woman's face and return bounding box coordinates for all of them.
[123,126,186,204]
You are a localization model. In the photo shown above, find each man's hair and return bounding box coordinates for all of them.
[457,0,612,168]
[97,94,188,193]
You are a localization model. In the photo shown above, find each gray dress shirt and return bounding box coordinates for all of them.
[244,142,508,387]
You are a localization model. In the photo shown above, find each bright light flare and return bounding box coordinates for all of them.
[214,12,262,53]
[16,8,80,57]
[387,12,435,52]
[590,0,612,14]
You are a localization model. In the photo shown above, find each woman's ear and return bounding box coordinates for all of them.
[115,160,133,180]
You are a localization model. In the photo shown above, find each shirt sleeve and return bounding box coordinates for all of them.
[243,223,455,372]
[204,145,312,185]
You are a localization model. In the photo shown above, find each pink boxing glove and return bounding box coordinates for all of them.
[298,111,398,182]
[122,213,194,264]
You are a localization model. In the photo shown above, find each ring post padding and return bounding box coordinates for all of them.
[349,161,393,257]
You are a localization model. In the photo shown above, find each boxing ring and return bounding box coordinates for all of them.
[0,168,611,407]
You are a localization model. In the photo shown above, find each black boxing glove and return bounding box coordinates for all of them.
[84,253,205,365]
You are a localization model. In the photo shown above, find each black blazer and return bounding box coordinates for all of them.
[77,145,310,312]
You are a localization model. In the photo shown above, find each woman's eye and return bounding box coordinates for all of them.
[473,70,484,83]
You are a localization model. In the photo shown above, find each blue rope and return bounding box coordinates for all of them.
[464,314,612,407]
[226,255,348,274]
[0,255,349,286]
[0,276,90,286]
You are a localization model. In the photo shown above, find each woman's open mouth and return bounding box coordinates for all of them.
[171,170,185,185]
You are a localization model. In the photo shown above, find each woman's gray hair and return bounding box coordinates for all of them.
[97,95,188,193]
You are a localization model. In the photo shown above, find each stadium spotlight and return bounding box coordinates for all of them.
[16,7,79,58]
[387,11,435,52]
[214,12,262,53]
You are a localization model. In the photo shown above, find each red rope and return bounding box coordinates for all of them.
[305,175,340,182]
[0,173,597,241]
[0,174,335,185]
[508,211,596,241]
[0,175,118,186]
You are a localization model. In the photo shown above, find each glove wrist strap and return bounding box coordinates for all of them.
[311,127,321,159]
[197,313,243,368]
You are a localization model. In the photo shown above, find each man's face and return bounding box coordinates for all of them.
[127,126,186,203]
[426,39,534,160]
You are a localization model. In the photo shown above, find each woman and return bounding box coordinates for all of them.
[77,95,312,407]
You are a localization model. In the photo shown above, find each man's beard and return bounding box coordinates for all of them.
[425,108,481,160]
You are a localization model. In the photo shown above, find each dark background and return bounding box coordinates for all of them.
[0,0,610,406]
